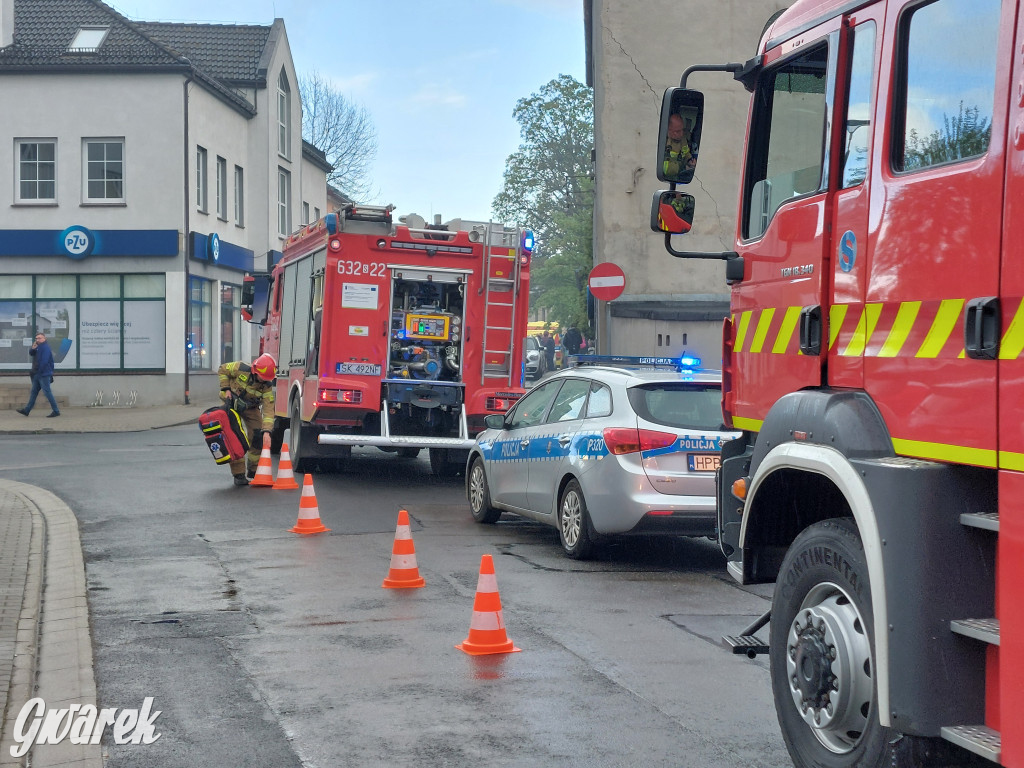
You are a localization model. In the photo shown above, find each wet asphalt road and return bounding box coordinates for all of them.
[1,426,790,768]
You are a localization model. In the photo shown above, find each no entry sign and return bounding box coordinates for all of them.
[588,262,626,301]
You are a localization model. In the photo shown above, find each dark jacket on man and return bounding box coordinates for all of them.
[30,340,54,377]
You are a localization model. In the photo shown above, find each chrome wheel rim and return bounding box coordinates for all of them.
[560,490,581,547]
[786,582,873,754]
[469,465,486,512]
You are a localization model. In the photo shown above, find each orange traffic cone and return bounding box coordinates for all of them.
[289,474,330,534]
[272,441,300,490]
[382,509,425,589]
[250,432,274,487]
[456,554,520,655]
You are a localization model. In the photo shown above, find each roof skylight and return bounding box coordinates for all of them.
[68,27,109,52]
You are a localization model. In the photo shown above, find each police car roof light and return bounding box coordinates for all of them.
[568,354,704,373]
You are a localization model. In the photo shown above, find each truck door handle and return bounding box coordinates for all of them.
[965,297,1000,360]
[799,305,822,356]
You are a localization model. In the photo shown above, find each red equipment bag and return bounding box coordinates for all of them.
[198,406,250,465]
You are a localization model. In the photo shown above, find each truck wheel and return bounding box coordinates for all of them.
[467,458,501,523]
[289,398,316,474]
[429,447,460,477]
[269,419,285,455]
[558,480,594,560]
[397,447,421,459]
[770,518,894,768]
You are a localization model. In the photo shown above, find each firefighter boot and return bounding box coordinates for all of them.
[233,474,249,487]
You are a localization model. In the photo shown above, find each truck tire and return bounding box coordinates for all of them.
[289,397,317,474]
[397,447,421,459]
[770,517,895,768]
[429,447,461,477]
[269,418,285,455]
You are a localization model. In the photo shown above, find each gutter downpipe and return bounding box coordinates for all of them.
[183,71,192,405]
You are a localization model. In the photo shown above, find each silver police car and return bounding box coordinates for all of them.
[466,355,740,559]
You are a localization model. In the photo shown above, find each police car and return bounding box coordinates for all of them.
[466,355,740,559]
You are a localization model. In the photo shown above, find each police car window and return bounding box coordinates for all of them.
[627,384,723,430]
[506,380,561,429]
[894,0,998,172]
[584,381,612,418]
[546,379,591,423]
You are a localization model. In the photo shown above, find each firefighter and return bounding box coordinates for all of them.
[218,353,277,486]
[663,113,696,180]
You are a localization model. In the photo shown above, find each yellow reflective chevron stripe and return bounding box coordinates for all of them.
[999,297,1024,360]
[750,307,775,353]
[916,298,964,358]
[829,304,848,350]
[735,310,752,353]
[877,301,920,357]
[773,306,802,354]
[843,302,882,357]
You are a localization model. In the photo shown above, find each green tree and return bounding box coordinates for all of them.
[904,102,991,171]
[493,74,594,333]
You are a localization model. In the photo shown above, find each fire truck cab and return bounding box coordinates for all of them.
[243,204,532,476]
[654,0,1021,765]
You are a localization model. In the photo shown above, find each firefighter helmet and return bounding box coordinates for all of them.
[252,354,277,382]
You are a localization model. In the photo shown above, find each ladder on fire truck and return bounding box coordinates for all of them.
[480,223,522,386]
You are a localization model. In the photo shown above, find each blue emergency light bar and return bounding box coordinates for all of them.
[521,229,535,252]
[568,353,703,371]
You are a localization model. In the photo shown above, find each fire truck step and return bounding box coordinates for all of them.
[950,618,999,645]
[939,725,1001,764]
[488,301,515,307]
[960,512,999,531]
[485,326,513,332]
[487,278,515,285]
[722,635,768,657]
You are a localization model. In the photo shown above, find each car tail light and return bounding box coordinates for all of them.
[319,388,362,404]
[646,510,674,516]
[602,427,677,455]
[486,396,520,412]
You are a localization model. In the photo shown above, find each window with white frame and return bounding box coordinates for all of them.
[83,139,124,203]
[277,70,291,157]
[196,146,208,212]
[234,165,244,226]
[16,139,56,202]
[277,168,291,236]
[216,156,227,219]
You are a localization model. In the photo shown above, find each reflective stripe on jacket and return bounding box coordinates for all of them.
[218,360,275,430]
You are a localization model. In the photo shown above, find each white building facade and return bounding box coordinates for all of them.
[0,0,329,405]
[585,0,787,364]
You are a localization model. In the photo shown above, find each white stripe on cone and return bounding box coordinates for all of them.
[394,525,412,540]
[297,505,319,519]
[475,572,499,593]
[469,610,505,631]
[389,553,418,569]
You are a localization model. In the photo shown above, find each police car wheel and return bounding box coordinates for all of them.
[558,480,594,560]
[770,518,895,768]
[468,458,501,524]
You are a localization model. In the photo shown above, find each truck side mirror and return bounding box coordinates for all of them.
[650,191,696,234]
[241,274,272,325]
[657,88,705,184]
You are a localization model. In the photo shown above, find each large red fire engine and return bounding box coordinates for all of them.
[243,204,532,476]
[653,0,1020,766]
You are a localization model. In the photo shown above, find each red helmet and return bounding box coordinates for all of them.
[252,353,277,382]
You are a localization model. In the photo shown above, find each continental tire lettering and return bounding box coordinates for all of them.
[782,545,862,600]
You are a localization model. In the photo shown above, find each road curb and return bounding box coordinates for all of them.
[0,481,102,768]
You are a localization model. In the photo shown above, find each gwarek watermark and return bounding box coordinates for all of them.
[10,697,162,757]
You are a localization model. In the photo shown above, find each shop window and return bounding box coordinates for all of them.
[124,274,165,298]
[16,139,56,202]
[83,139,124,203]
[35,275,76,298]
[80,275,120,299]
[221,283,241,365]
[189,276,213,370]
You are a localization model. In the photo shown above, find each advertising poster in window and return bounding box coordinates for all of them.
[0,301,33,369]
[35,301,75,370]
[124,301,165,368]
[80,301,121,368]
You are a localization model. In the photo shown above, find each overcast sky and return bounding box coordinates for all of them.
[107,0,587,226]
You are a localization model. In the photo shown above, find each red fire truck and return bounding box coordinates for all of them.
[653,0,1020,766]
[242,204,532,476]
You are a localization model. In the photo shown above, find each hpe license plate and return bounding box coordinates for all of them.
[336,362,382,376]
[688,453,720,472]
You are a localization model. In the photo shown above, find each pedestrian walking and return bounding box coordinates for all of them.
[17,331,60,418]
